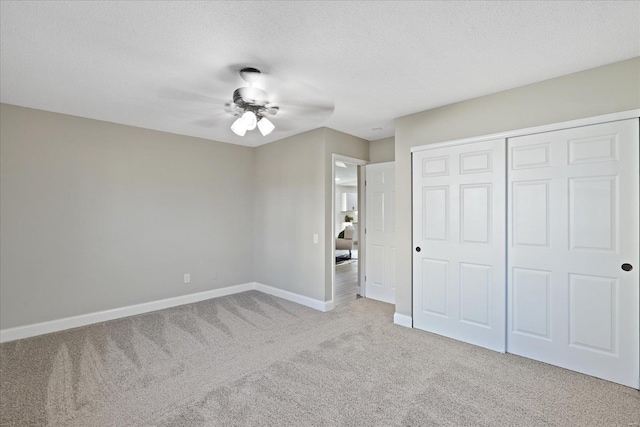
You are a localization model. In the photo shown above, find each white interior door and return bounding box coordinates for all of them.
[412,139,506,352]
[365,162,396,304]
[507,119,639,388]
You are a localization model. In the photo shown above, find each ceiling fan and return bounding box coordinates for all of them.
[226,67,278,136]
[158,65,335,140]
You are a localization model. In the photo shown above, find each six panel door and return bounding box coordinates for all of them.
[412,139,506,352]
[507,119,639,388]
[365,162,396,304]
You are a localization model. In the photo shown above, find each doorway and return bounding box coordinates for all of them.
[332,154,367,307]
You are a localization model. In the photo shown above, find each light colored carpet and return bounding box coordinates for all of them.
[1,290,639,426]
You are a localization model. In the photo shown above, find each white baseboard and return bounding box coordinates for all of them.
[393,312,412,328]
[0,282,254,343]
[0,282,335,343]
[254,282,334,312]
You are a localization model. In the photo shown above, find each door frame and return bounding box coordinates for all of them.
[331,154,368,304]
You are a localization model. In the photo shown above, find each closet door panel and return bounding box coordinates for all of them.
[507,119,639,389]
[413,139,506,352]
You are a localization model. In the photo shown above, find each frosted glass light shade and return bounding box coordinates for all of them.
[258,117,275,136]
[241,111,257,130]
[230,117,247,136]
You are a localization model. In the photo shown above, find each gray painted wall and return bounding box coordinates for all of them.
[253,129,326,301]
[3,57,638,330]
[1,107,368,329]
[394,57,640,317]
[369,137,395,163]
[0,104,255,328]
[253,127,368,303]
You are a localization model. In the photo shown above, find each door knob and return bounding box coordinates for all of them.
[416,247,421,252]
[621,263,633,272]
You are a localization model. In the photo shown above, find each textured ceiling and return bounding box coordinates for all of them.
[1,1,639,147]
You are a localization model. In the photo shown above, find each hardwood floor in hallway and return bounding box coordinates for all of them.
[335,260,357,306]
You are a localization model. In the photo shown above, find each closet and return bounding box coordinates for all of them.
[412,116,639,388]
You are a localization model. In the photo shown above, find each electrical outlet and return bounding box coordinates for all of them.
[212,271,217,280]
[313,234,318,244]
[184,273,190,284]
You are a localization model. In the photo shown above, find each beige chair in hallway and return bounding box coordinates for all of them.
[335,225,355,261]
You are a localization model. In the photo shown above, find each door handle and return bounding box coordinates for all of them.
[621,263,633,272]
[416,247,421,252]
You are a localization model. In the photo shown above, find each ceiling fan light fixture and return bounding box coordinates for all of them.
[241,111,257,130]
[257,117,275,136]
[230,117,247,136]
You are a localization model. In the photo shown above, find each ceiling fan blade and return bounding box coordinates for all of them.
[279,102,335,115]
[271,107,334,132]
[262,104,280,115]
[157,87,228,104]
[264,77,335,118]
[191,114,231,128]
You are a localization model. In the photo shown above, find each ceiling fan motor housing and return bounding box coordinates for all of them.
[233,87,268,108]
[233,87,278,118]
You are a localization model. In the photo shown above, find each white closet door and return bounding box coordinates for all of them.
[508,119,639,388]
[365,162,396,304]
[412,139,506,352]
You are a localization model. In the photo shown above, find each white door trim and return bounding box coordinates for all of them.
[411,109,640,153]
[358,164,367,296]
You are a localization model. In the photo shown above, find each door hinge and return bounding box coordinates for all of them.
[365,275,367,281]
